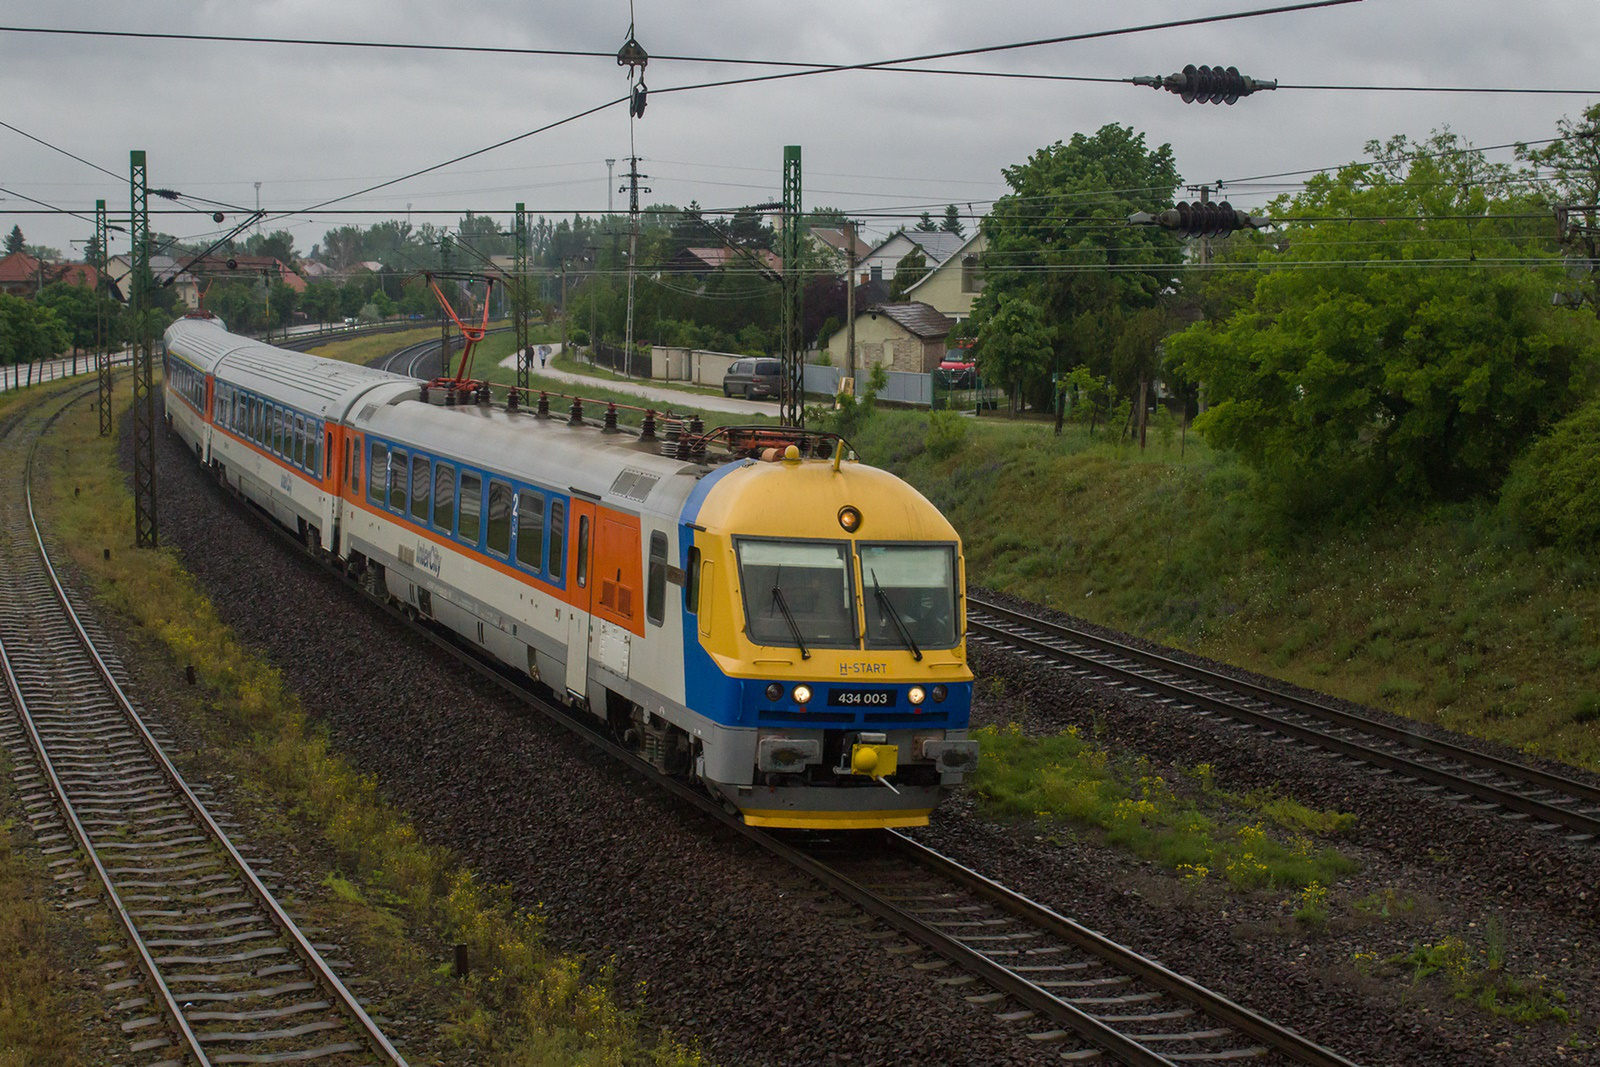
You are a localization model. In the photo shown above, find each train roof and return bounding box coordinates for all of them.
[166,318,410,421]
[351,392,715,515]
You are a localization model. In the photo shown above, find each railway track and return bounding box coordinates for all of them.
[0,385,406,1067]
[189,430,1356,1066]
[966,594,1600,846]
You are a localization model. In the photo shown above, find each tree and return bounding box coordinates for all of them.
[941,204,965,237]
[968,125,1183,410]
[914,212,939,233]
[4,226,23,255]
[0,293,69,362]
[36,282,98,353]
[242,229,298,264]
[1518,102,1600,314]
[268,280,299,330]
[300,282,342,325]
[1168,130,1597,514]
[974,296,1051,409]
[888,248,930,301]
[23,243,64,261]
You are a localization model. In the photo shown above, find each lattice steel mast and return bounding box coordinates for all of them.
[780,145,805,428]
[130,151,157,547]
[95,198,112,438]
[514,202,531,392]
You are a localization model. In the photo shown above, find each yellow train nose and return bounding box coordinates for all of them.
[850,743,898,777]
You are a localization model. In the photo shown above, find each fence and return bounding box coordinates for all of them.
[0,351,134,394]
[802,364,936,406]
[592,342,653,379]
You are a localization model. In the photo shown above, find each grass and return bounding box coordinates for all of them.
[40,383,701,1066]
[1389,923,1570,1024]
[306,324,446,365]
[968,723,1359,891]
[544,354,730,400]
[831,404,1600,771]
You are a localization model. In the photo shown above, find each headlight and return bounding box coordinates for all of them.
[908,686,926,705]
[931,685,948,703]
[792,684,812,705]
[837,506,862,533]
[765,682,783,702]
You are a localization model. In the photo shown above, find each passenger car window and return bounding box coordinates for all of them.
[293,416,306,467]
[646,531,668,625]
[686,546,701,613]
[433,464,455,532]
[486,480,512,556]
[272,408,284,455]
[411,455,431,520]
[368,443,387,503]
[576,515,590,588]
[548,500,565,579]
[516,492,544,570]
[388,450,408,512]
[458,472,482,543]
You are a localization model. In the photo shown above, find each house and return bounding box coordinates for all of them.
[664,246,783,278]
[0,252,99,297]
[299,259,335,281]
[901,231,987,321]
[860,230,969,283]
[809,227,871,273]
[105,254,201,308]
[187,255,307,293]
[821,301,954,374]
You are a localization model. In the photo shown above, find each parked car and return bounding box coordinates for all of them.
[937,357,977,388]
[723,357,781,399]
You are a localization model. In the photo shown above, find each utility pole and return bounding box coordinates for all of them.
[560,255,569,360]
[779,145,804,428]
[1196,184,1212,267]
[95,199,112,437]
[621,156,649,379]
[843,218,857,385]
[514,202,530,391]
[130,150,157,548]
[606,159,616,214]
[438,235,452,377]
[586,243,599,358]
[254,181,262,235]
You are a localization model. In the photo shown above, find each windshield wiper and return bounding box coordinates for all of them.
[770,585,811,660]
[871,571,922,661]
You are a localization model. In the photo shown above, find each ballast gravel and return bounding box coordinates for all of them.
[134,415,1596,1066]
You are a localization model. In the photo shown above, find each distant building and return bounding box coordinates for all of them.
[821,301,954,374]
[809,227,871,273]
[664,246,783,278]
[860,230,969,283]
[106,254,200,308]
[901,231,987,321]
[299,259,335,281]
[0,252,99,297]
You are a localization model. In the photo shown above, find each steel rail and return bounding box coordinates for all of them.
[208,451,1357,1066]
[967,599,1600,841]
[19,387,408,1066]
[969,595,1600,809]
[885,831,1360,1067]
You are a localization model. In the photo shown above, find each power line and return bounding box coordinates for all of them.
[0,119,121,181]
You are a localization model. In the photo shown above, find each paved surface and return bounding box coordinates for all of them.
[497,346,779,417]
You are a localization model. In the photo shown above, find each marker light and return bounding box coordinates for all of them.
[837,506,862,533]
[930,684,948,703]
[908,686,926,706]
[792,684,813,705]
[765,682,783,702]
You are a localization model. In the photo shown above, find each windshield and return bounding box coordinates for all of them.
[737,539,857,649]
[861,544,959,650]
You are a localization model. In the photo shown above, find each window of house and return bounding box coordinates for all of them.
[960,254,982,294]
[458,471,482,543]
[548,500,565,580]
[486,479,512,556]
[411,454,431,521]
[646,531,668,625]
[433,464,455,532]
[516,492,544,570]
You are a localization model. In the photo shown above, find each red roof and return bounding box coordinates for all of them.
[0,253,99,291]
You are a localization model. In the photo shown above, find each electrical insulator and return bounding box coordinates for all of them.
[1130,201,1260,237]
[630,80,648,118]
[1132,64,1276,104]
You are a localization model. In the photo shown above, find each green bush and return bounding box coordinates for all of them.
[1501,397,1600,550]
[925,409,968,459]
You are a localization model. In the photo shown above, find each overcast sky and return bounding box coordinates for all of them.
[3,0,1597,262]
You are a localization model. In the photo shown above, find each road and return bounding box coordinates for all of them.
[497,346,779,417]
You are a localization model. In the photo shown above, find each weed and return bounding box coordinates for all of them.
[1292,881,1330,930]
[970,724,1358,890]
[1391,929,1569,1025]
[1353,889,1417,920]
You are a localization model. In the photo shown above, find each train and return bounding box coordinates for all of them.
[161,313,978,829]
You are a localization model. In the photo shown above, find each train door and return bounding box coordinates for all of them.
[203,375,214,464]
[565,498,596,705]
